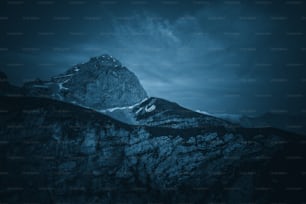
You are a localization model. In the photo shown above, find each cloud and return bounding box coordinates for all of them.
[105,6,306,113]
[2,2,306,114]
[109,13,225,91]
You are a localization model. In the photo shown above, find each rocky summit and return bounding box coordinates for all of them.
[22,54,148,110]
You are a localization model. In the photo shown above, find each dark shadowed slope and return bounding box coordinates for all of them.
[1,96,306,203]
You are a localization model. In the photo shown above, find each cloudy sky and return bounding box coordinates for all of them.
[1,0,306,115]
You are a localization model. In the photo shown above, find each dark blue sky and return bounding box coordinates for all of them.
[1,0,306,115]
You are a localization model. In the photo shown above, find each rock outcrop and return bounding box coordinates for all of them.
[23,54,148,110]
[0,96,305,203]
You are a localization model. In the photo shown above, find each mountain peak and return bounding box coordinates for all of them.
[23,54,148,110]
[89,54,122,68]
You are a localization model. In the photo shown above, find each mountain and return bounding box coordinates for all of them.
[17,55,234,129]
[1,54,306,203]
[22,54,148,109]
[101,97,235,129]
[0,96,306,203]
[202,111,306,135]
[238,112,306,135]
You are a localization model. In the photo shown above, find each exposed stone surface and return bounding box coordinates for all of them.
[0,96,305,203]
[22,54,148,109]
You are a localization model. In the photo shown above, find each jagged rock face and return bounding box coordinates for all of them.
[23,54,148,109]
[1,96,306,203]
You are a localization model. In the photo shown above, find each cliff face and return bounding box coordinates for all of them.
[22,54,148,110]
[1,96,305,203]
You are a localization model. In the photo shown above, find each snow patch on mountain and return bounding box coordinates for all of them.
[58,79,70,91]
[196,110,212,116]
[145,104,156,112]
[135,107,143,115]
[98,97,150,125]
[100,97,149,113]
[143,98,157,113]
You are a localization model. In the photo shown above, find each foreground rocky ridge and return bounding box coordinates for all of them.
[0,96,306,203]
